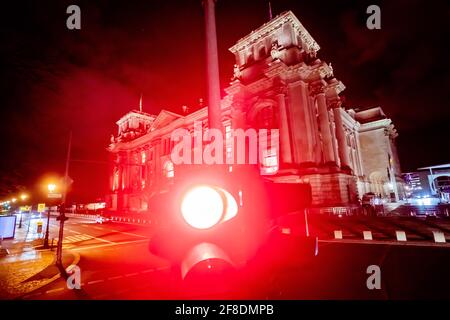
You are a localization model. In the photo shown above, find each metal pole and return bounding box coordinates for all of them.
[43,207,50,248]
[203,0,222,133]
[304,208,310,237]
[18,211,23,228]
[56,131,72,267]
[26,208,31,237]
[56,207,65,266]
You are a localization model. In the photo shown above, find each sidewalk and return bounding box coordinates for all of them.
[0,216,79,299]
[1,215,44,255]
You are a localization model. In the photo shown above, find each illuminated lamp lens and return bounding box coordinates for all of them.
[181,186,224,229]
[219,187,238,222]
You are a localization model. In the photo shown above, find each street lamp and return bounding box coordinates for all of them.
[48,184,56,193]
[43,184,56,248]
[18,193,29,229]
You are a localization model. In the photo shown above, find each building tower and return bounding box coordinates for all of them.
[225,11,358,205]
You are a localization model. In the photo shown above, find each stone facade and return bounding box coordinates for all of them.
[106,11,404,213]
[351,107,406,200]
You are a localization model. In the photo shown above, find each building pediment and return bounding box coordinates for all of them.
[229,11,320,56]
[150,110,183,131]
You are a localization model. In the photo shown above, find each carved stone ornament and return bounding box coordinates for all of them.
[270,41,283,60]
[309,82,325,96]
[232,64,242,81]
[328,99,342,109]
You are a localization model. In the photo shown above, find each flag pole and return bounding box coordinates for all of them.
[269,2,273,20]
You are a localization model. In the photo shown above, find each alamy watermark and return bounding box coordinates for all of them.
[366,5,381,30]
[66,5,81,30]
[170,121,279,166]
[366,264,381,290]
[66,265,81,290]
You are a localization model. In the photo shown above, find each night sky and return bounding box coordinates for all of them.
[1,0,449,202]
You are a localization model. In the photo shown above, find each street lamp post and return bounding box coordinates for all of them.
[43,207,51,249]
[43,184,56,249]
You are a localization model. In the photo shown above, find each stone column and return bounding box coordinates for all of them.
[124,151,131,191]
[287,81,308,163]
[117,154,123,192]
[153,138,162,189]
[311,83,335,164]
[115,153,123,211]
[353,131,364,176]
[331,102,351,170]
[275,87,292,164]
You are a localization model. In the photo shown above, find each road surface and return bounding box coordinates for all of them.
[20,216,450,300]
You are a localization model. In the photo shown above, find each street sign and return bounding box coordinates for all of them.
[36,220,43,233]
[48,193,62,199]
[37,203,46,213]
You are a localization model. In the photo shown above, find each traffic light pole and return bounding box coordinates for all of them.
[43,207,51,249]
[55,207,67,267]
[56,131,72,269]
[18,211,23,228]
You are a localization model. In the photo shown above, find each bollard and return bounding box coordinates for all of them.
[334,230,343,239]
[396,231,407,241]
[363,231,373,240]
[433,231,446,243]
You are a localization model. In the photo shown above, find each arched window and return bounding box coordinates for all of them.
[112,167,119,191]
[369,171,385,196]
[255,106,277,129]
[258,46,266,60]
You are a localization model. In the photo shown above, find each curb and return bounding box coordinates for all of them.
[15,250,80,300]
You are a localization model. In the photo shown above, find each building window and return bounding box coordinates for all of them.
[225,125,233,162]
[113,167,119,191]
[225,125,232,139]
[141,165,147,190]
[122,170,126,190]
[260,147,278,175]
[164,161,174,178]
